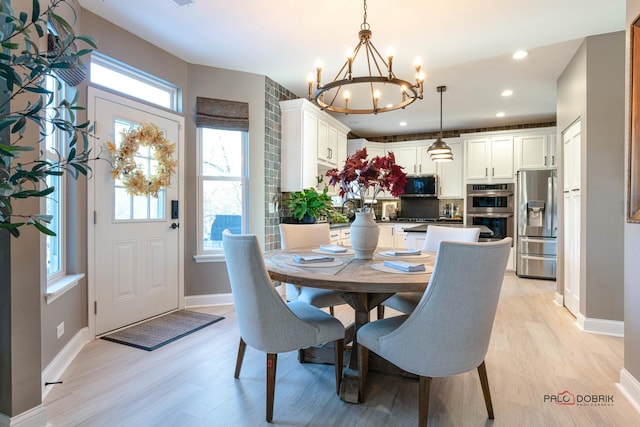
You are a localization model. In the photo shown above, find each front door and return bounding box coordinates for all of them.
[88,88,184,335]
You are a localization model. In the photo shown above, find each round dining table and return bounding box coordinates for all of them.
[264,247,434,403]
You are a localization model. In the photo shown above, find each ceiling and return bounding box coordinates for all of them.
[78,0,626,138]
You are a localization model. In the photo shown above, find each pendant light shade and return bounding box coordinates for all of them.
[428,86,453,162]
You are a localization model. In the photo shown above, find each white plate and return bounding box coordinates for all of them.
[376,251,431,259]
[312,248,354,255]
[285,258,344,268]
[370,262,433,275]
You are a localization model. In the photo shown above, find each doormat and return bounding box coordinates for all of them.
[101,310,224,351]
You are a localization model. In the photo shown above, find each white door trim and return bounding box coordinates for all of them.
[86,86,185,339]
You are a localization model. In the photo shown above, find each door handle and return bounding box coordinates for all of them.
[170,223,179,230]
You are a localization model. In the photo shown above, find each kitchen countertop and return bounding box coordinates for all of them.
[402,223,494,236]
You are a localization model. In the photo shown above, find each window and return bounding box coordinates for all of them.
[90,52,179,111]
[44,75,65,281]
[197,128,247,255]
[112,120,166,221]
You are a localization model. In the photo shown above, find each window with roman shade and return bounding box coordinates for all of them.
[195,97,249,260]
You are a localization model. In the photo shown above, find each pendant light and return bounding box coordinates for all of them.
[428,86,453,162]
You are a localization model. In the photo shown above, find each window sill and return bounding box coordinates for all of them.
[193,253,226,263]
[45,274,85,304]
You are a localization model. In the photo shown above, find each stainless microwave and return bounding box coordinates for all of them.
[401,175,438,198]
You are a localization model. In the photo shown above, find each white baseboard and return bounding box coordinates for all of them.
[575,313,624,337]
[554,292,563,306]
[41,327,90,400]
[617,368,640,415]
[0,405,47,427]
[185,293,234,307]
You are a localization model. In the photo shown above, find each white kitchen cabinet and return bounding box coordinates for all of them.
[465,135,514,183]
[340,228,351,246]
[317,120,342,167]
[329,227,351,246]
[378,224,395,248]
[393,224,408,249]
[280,98,350,192]
[377,223,409,248]
[437,139,463,198]
[329,228,341,243]
[514,129,557,170]
[388,142,436,176]
[405,231,425,250]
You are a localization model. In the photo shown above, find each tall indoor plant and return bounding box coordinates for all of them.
[0,0,97,237]
[326,148,406,258]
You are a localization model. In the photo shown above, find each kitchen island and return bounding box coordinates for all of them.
[402,223,493,250]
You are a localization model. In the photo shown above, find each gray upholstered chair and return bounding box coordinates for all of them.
[222,231,345,423]
[279,223,347,315]
[378,225,481,318]
[358,238,512,426]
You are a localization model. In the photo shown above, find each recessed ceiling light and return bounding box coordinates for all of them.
[496,112,506,118]
[512,50,528,60]
[171,0,196,6]
[501,89,513,97]
[399,121,407,127]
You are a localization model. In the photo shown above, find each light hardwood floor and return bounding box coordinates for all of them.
[44,273,640,426]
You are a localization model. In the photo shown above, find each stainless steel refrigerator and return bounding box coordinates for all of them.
[516,169,557,279]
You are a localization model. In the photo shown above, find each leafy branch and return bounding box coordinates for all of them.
[0,0,99,237]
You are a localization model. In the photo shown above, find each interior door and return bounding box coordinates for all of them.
[89,88,184,335]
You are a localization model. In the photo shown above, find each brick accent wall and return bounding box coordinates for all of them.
[264,77,297,251]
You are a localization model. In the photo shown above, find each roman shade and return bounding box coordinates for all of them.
[196,96,249,131]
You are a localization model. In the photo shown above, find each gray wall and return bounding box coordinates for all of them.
[556,31,625,322]
[184,64,267,295]
[626,0,640,385]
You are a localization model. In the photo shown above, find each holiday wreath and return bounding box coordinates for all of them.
[106,123,178,197]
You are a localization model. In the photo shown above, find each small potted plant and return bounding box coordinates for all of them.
[286,187,334,223]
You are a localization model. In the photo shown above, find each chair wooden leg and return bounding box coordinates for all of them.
[477,360,494,419]
[358,345,369,403]
[234,338,247,379]
[418,376,432,427]
[377,304,385,319]
[334,339,344,394]
[329,306,335,316]
[266,353,278,422]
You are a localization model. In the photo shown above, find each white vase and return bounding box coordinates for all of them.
[350,211,379,259]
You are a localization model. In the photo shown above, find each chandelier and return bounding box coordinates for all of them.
[427,86,454,162]
[307,0,424,114]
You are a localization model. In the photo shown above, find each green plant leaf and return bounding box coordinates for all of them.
[75,35,98,49]
[10,116,26,134]
[30,0,40,23]
[32,220,56,236]
[34,214,53,223]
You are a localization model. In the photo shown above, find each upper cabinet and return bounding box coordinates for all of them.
[465,135,514,183]
[514,128,557,170]
[437,139,463,198]
[280,99,350,192]
[392,143,436,176]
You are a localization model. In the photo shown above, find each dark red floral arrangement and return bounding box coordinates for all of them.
[325,148,407,211]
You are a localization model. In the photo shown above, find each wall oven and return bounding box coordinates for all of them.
[466,183,514,243]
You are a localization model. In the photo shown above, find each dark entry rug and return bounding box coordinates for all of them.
[101,310,224,351]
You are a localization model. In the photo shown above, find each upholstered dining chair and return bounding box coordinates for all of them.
[377,225,481,318]
[222,230,345,423]
[279,223,347,315]
[358,238,512,426]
